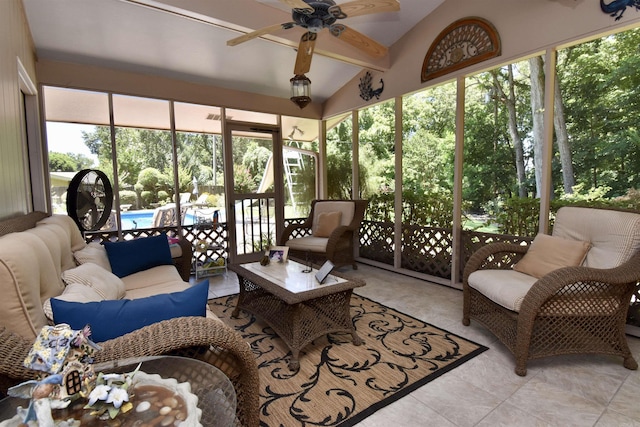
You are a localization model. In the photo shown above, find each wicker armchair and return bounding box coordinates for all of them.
[278,199,369,269]
[463,206,640,376]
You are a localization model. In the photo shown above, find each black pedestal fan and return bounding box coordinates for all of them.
[66,169,113,232]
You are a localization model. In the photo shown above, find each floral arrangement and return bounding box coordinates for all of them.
[84,365,141,419]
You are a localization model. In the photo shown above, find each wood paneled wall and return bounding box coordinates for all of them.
[0,0,38,219]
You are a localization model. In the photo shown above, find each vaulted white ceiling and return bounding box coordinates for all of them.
[23,0,444,105]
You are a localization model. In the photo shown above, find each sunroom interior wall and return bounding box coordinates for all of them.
[0,0,38,219]
[323,0,640,117]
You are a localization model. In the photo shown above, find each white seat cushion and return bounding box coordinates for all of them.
[468,269,538,312]
[121,265,184,291]
[285,236,329,253]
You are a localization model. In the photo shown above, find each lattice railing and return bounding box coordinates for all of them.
[86,221,535,282]
[86,223,229,272]
[402,225,453,278]
[185,224,228,266]
[460,230,533,278]
[359,220,394,265]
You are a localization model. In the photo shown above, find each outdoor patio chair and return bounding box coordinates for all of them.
[194,194,209,205]
[278,199,369,269]
[463,206,640,376]
[151,203,191,227]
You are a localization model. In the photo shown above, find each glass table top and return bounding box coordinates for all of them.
[242,260,349,294]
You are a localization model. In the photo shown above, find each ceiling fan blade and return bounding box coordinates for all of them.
[294,32,316,75]
[334,25,388,58]
[278,0,313,11]
[338,0,400,18]
[227,23,289,46]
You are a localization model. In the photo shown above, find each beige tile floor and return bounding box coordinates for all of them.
[202,263,640,427]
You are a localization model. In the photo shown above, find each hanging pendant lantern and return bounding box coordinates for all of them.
[290,74,311,109]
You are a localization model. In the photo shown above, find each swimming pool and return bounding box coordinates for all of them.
[120,210,197,229]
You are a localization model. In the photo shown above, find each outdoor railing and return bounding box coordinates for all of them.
[87,219,640,330]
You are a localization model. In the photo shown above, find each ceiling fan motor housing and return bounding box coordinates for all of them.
[293,0,344,33]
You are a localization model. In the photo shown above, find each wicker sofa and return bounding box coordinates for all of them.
[0,211,259,426]
[463,206,640,376]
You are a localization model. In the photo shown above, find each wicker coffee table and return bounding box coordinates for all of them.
[229,260,366,370]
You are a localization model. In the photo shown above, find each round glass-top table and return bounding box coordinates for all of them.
[0,355,237,426]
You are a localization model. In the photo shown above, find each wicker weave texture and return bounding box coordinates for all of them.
[231,262,364,370]
[279,199,369,270]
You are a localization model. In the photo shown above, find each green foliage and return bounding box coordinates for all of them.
[140,191,154,206]
[494,185,640,236]
[49,152,78,172]
[157,190,169,202]
[242,144,271,189]
[119,190,137,205]
[137,167,164,190]
[205,193,221,206]
[252,232,274,252]
[233,164,254,193]
[366,191,453,228]
[493,197,541,236]
[49,152,94,172]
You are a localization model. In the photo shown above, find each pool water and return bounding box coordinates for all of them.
[120,210,197,229]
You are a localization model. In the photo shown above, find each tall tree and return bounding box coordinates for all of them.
[553,68,575,194]
[492,66,527,197]
[529,56,545,198]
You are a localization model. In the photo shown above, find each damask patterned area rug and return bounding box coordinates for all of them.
[209,294,488,427]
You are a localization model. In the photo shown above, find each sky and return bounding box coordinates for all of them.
[46,122,98,165]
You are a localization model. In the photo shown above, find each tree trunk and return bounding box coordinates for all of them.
[491,68,527,197]
[529,56,545,198]
[553,69,575,194]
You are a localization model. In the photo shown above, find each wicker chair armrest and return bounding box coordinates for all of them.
[0,317,260,427]
[0,328,38,389]
[95,316,259,427]
[463,242,529,283]
[324,225,351,257]
[278,222,311,245]
[519,251,640,320]
[173,237,194,281]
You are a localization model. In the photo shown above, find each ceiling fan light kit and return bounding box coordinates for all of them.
[290,74,312,108]
[228,0,400,107]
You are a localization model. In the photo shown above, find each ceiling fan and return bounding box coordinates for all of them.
[227,0,400,76]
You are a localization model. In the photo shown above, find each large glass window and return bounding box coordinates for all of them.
[174,102,225,222]
[463,58,536,237]
[282,116,318,219]
[325,114,353,199]
[44,87,110,216]
[554,29,640,211]
[111,95,173,231]
[402,83,456,277]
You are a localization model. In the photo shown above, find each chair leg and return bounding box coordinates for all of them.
[624,355,638,370]
[514,364,527,377]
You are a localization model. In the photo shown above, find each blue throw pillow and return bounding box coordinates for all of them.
[51,280,209,343]
[103,233,173,278]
